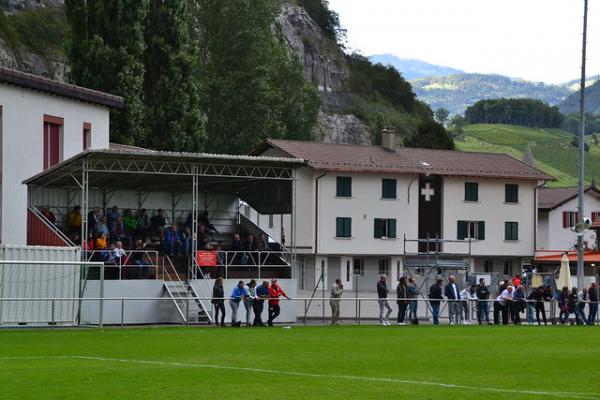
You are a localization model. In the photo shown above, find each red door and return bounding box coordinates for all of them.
[43,122,60,169]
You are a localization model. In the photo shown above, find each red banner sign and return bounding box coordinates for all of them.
[196,251,217,267]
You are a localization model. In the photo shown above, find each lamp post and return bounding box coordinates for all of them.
[577,0,588,290]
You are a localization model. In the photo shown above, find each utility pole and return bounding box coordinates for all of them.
[577,0,588,290]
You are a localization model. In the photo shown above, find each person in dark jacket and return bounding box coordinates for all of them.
[212,277,226,327]
[512,285,525,325]
[428,279,443,325]
[396,277,409,325]
[528,286,547,325]
[588,282,599,325]
[475,278,491,325]
[253,280,270,326]
[558,286,570,324]
[444,275,461,325]
[377,275,392,325]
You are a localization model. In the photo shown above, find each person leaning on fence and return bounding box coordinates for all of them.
[253,280,269,327]
[212,277,226,327]
[475,278,491,325]
[588,282,599,325]
[528,286,547,325]
[578,287,589,325]
[396,277,409,325]
[428,279,443,325]
[407,277,420,324]
[558,286,570,324]
[230,280,249,327]
[445,276,461,325]
[512,285,526,325]
[377,275,392,326]
[268,278,289,326]
[330,279,343,326]
[459,285,474,324]
[244,279,257,327]
[494,285,513,325]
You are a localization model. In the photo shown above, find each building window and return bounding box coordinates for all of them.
[353,258,364,276]
[503,260,513,276]
[505,184,519,203]
[464,182,479,202]
[268,214,274,229]
[563,211,578,228]
[83,122,92,150]
[457,220,485,240]
[483,259,493,273]
[505,221,519,241]
[336,217,352,238]
[378,258,390,276]
[336,176,352,197]
[43,115,63,170]
[381,178,397,199]
[592,212,600,224]
[374,218,397,239]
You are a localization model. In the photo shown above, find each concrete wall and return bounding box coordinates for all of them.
[442,178,536,256]
[0,84,111,245]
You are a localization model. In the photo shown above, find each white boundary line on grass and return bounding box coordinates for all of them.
[0,356,597,400]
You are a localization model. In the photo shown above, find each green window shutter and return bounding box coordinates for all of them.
[382,179,397,199]
[345,218,352,237]
[505,222,518,240]
[388,219,397,238]
[336,218,343,237]
[374,219,383,238]
[465,182,479,201]
[336,177,352,197]
[337,217,352,238]
[505,184,518,203]
[477,221,485,240]
[457,220,467,240]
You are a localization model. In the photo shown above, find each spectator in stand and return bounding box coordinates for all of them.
[231,233,246,265]
[163,225,181,257]
[330,278,343,326]
[110,215,126,243]
[445,276,461,325]
[396,277,409,325]
[256,233,270,265]
[528,286,547,325]
[376,275,392,326]
[589,282,599,325]
[83,232,94,251]
[230,280,248,327]
[123,209,138,235]
[268,278,289,326]
[107,205,119,233]
[475,278,491,325]
[407,277,419,324]
[132,239,149,278]
[94,216,109,238]
[578,287,589,325]
[494,285,513,325]
[105,243,117,265]
[41,207,56,225]
[67,206,82,235]
[254,280,269,326]
[558,286,570,324]
[197,224,212,250]
[181,226,192,257]
[428,278,443,325]
[95,232,108,251]
[150,209,167,239]
[212,277,225,327]
[87,207,101,234]
[512,285,526,325]
[113,241,127,266]
[245,234,258,265]
[244,279,257,327]
[200,210,218,234]
[135,209,150,241]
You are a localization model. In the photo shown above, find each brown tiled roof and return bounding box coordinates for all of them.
[0,67,123,109]
[252,139,555,181]
[538,186,600,210]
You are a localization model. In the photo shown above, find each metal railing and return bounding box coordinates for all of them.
[84,250,161,280]
[198,250,291,279]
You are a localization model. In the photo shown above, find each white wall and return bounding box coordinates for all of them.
[0,84,111,245]
[442,178,536,256]
[539,192,600,250]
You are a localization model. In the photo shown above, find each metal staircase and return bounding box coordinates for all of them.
[162,256,213,324]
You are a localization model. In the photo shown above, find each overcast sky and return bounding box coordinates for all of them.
[327,0,599,84]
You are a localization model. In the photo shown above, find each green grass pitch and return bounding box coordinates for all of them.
[1,325,599,400]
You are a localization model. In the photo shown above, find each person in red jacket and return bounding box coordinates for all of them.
[268,278,290,326]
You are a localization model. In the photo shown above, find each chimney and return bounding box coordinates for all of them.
[381,128,398,151]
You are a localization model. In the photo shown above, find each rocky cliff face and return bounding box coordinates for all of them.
[2,0,63,12]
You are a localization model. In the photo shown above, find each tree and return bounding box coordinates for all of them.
[433,108,450,126]
[142,0,204,151]
[197,0,320,154]
[449,115,466,133]
[404,120,455,150]
[65,0,148,145]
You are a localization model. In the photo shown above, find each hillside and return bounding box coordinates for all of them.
[559,79,600,115]
[411,74,571,115]
[368,54,463,80]
[456,124,600,187]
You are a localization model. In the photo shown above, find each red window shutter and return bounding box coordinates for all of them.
[592,213,598,223]
[575,212,579,225]
[43,122,60,170]
[563,212,568,228]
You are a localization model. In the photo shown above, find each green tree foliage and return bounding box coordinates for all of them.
[562,112,600,136]
[142,0,204,151]
[197,0,320,154]
[570,135,590,152]
[433,108,449,126]
[465,98,563,128]
[404,120,455,150]
[298,0,345,44]
[65,0,148,146]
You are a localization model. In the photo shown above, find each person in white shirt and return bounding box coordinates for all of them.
[459,286,475,324]
[493,285,514,325]
[113,241,127,266]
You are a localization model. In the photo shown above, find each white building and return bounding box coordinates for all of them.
[537,185,600,251]
[251,137,553,290]
[0,67,122,245]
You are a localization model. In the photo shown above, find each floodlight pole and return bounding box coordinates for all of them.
[577,0,588,290]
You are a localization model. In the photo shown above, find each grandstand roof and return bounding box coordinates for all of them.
[251,139,555,181]
[0,67,123,109]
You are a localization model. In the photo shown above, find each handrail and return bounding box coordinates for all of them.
[83,250,160,280]
[29,206,76,247]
